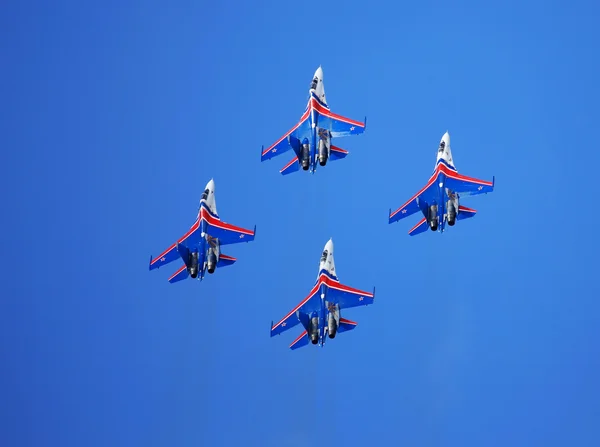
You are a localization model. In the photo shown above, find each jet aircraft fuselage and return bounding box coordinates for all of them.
[149,179,256,283]
[389,132,495,236]
[261,67,366,175]
[270,239,375,350]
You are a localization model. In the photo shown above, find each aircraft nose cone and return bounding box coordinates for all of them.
[206,178,215,191]
[442,131,450,145]
[324,238,334,252]
[314,66,323,80]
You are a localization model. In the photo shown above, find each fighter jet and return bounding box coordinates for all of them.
[149,179,256,283]
[388,132,495,235]
[270,239,375,350]
[260,66,366,175]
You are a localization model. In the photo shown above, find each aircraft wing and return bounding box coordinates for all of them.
[323,275,375,309]
[312,100,366,137]
[149,220,201,270]
[200,208,256,246]
[444,169,494,197]
[326,112,366,138]
[207,221,255,246]
[270,283,321,337]
[261,110,311,162]
[389,174,438,224]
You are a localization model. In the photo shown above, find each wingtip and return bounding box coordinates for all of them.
[373,286,376,299]
[149,255,153,270]
[260,145,264,161]
[364,116,368,130]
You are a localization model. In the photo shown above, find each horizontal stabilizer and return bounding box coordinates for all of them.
[289,330,309,350]
[280,156,300,175]
[217,253,237,268]
[457,205,477,221]
[330,145,349,161]
[168,264,189,283]
[338,318,358,333]
[408,217,429,236]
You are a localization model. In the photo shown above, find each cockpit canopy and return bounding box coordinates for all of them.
[320,250,328,263]
[201,188,209,201]
[310,78,318,90]
[438,141,445,152]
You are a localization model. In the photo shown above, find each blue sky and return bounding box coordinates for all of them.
[2,0,600,445]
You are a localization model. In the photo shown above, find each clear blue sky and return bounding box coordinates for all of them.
[2,0,600,446]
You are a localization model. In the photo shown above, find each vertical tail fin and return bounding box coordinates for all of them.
[176,243,190,267]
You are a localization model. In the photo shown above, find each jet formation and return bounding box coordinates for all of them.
[149,67,495,350]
